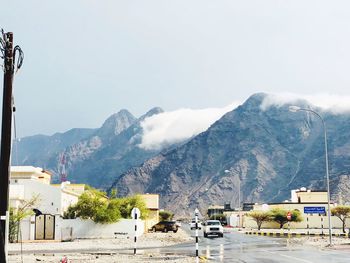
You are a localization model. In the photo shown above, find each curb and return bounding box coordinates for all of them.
[245,231,348,237]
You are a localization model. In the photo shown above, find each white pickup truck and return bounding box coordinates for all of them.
[203,220,224,238]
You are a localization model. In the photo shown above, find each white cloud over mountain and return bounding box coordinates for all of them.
[139,92,350,151]
[139,102,241,150]
[261,93,350,113]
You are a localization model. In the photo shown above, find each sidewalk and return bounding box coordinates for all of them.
[243,228,349,237]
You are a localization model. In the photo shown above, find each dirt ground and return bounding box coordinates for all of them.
[8,229,195,263]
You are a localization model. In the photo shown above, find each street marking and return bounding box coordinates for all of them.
[262,250,313,263]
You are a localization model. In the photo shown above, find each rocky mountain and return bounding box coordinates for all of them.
[13,128,97,168]
[63,107,164,188]
[13,107,164,188]
[110,93,350,217]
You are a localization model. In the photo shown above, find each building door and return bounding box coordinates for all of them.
[35,214,55,240]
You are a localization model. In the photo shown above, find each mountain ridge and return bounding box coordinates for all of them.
[110,93,350,216]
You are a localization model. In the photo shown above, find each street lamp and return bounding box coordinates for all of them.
[224,170,241,209]
[289,105,332,246]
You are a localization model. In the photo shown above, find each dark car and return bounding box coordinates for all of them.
[151,221,179,233]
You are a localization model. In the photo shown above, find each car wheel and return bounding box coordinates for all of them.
[219,233,223,238]
[173,229,178,233]
[152,227,156,232]
[204,232,207,238]
[164,228,168,233]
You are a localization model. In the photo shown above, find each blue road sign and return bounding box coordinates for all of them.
[304,206,326,214]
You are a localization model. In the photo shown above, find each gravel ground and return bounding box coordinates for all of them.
[287,235,350,249]
[8,229,195,263]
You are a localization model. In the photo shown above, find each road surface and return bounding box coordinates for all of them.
[151,226,350,262]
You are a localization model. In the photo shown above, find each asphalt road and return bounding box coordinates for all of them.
[151,226,350,263]
[8,226,350,262]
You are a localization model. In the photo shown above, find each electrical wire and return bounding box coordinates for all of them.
[12,97,19,166]
[0,29,6,69]
[13,45,24,74]
[0,29,24,74]
[0,28,5,53]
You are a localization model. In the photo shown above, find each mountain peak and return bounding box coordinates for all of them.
[139,107,164,121]
[99,109,137,137]
[241,93,268,110]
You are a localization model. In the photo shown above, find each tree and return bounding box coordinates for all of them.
[64,189,119,224]
[331,206,350,233]
[159,210,174,221]
[64,188,149,223]
[248,211,272,230]
[270,208,302,229]
[9,195,39,242]
[117,195,149,220]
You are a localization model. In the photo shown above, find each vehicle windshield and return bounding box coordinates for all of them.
[207,221,220,225]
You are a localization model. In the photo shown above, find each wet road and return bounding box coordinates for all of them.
[152,226,350,262]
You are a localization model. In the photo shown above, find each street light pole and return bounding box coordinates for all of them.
[238,178,241,210]
[289,106,332,246]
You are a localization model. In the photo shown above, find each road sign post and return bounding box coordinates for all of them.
[304,207,326,236]
[194,208,199,263]
[131,207,141,255]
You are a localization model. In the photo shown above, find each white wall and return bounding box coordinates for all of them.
[57,218,145,239]
[11,179,62,215]
[60,192,78,215]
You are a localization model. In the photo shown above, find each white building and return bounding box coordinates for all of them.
[10,166,83,216]
[9,166,87,241]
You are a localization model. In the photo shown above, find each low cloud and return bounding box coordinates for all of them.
[261,93,350,113]
[139,102,241,150]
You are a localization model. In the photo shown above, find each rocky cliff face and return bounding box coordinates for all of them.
[111,93,350,216]
[13,108,164,188]
[13,128,96,168]
[63,107,163,188]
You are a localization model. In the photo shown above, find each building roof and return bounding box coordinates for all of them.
[11,166,51,175]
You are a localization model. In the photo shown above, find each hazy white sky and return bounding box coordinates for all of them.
[2,0,350,137]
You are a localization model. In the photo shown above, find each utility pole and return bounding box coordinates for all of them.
[0,31,14,263]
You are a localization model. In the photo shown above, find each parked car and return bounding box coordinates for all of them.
[190,220,202,230]
[151,221,179,233]
[203,220,224,238]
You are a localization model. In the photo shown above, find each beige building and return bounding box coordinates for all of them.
[243,188,348,230]
[11,166,52,185]
[140,194,159,231]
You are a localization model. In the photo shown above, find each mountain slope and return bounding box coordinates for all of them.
[13,128,96,168]
[65,107,164,188]
[111,93,350,216]
[13,108,164,187]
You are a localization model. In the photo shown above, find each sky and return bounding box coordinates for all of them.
[2,1,350,137]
